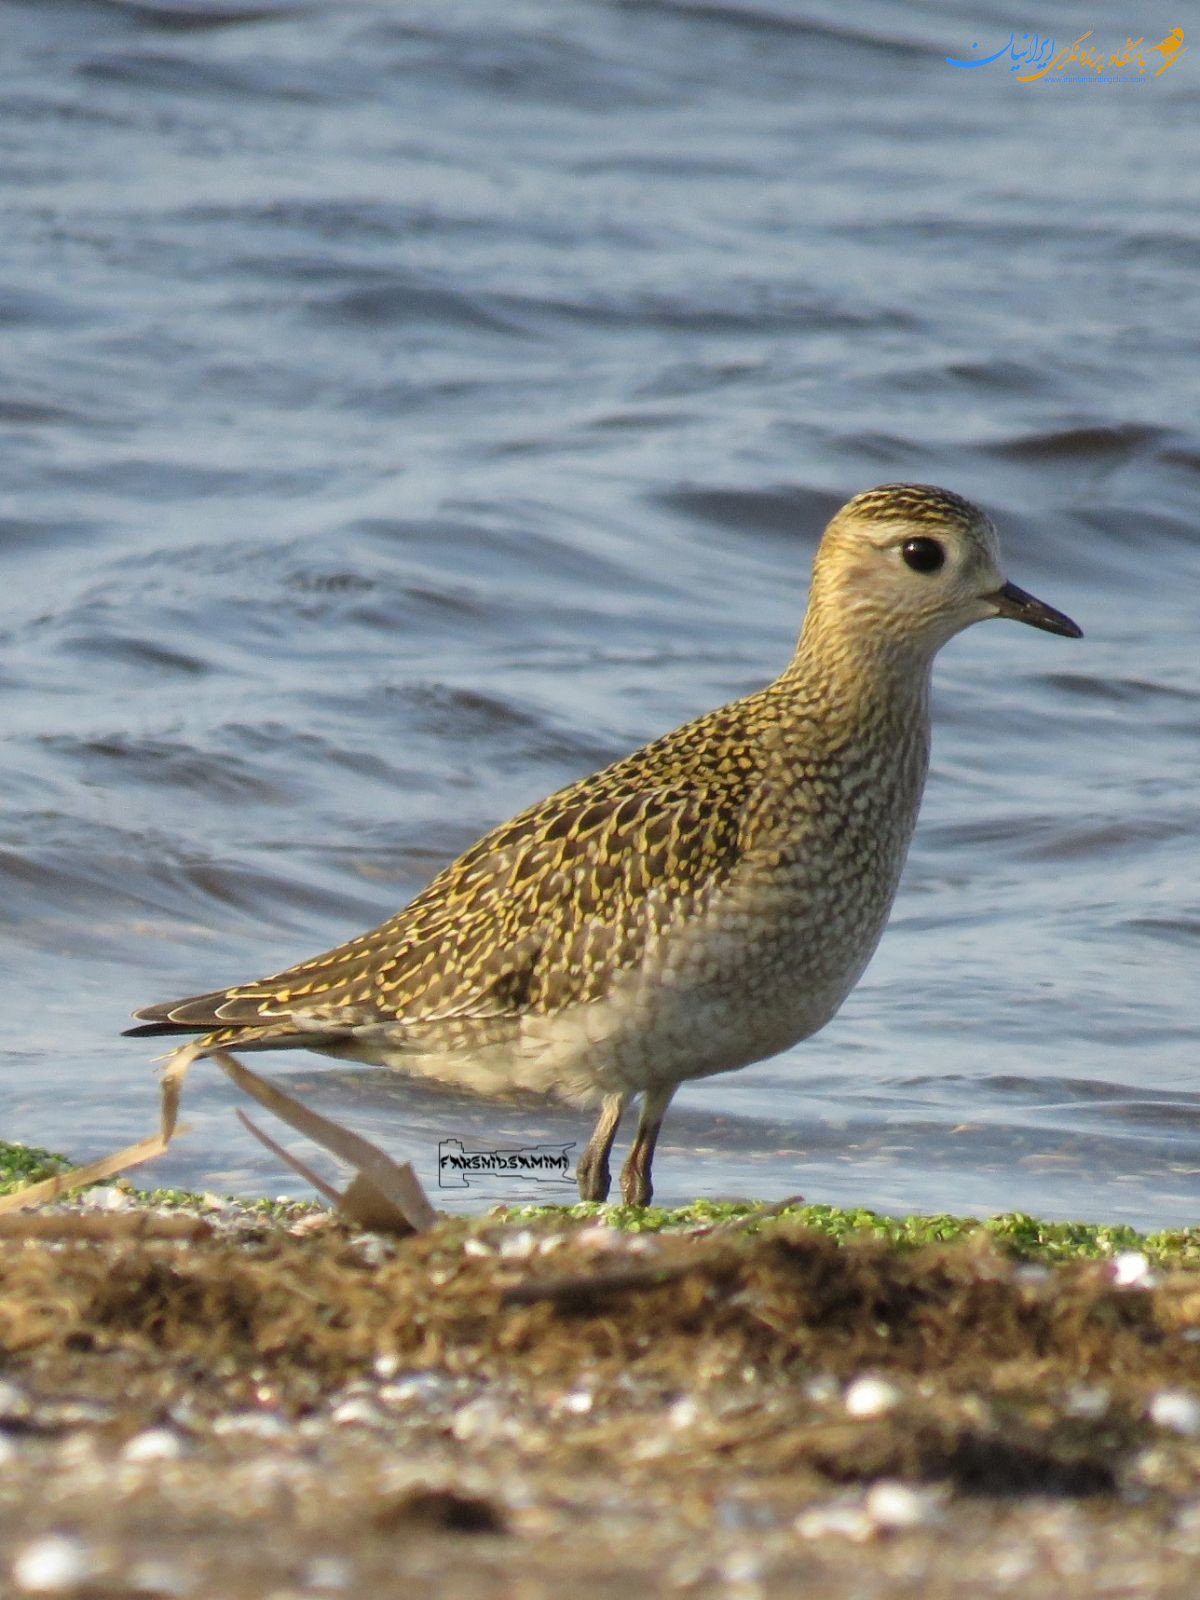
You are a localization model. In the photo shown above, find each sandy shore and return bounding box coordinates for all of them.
[1,1167,1200,1598]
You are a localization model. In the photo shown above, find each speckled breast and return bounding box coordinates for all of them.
[583,732,930,1095]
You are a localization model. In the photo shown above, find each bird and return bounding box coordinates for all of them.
[126,484,1081,1207]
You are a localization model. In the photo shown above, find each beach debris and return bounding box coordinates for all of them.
[0,1048,436,1236]
[120,1428,187,1464]
[864,1480,945,1530]
[213,1051,435,1234]
[1113,1251,1157,1288]
[795,1501,876,1542]
[1148,1390,1200,1436]
[0,1132,173,1217]
[843,1376,903,1418]
[0,1212,211,1242]
[11,1535,96,1595]
[499,1260,692,1308]
[373,1485,508,1534]
[796,1482,945,1541]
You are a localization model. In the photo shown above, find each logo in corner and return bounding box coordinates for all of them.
[946,29,1186,80]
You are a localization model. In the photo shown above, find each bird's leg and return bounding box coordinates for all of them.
[619,1084,676,1208]
[576,1093,626,1202]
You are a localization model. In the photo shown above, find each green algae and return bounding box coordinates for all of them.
[4,1139,1198,1264]
[500,1197,1200,1265]
[0,1141,70,1193]
[0,1140,316,1219]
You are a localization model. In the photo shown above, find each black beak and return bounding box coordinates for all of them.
[988,580,1082,639]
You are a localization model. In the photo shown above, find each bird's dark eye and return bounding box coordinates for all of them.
[901,537,945,574]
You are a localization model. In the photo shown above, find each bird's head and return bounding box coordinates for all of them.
[805,483,1081,664]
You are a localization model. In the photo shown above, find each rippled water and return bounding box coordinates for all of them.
[2,0,1197,1226]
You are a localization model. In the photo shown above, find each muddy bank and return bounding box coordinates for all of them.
[2,1190,1200,1596]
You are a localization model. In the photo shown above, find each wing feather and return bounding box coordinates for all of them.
[129,691,766,1039]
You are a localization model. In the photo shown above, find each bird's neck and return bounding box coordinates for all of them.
[750,615,933,864]
[778,609,935,742]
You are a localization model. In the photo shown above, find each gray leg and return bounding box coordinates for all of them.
[577,1093,626,1202]
[620,1084,676,1208]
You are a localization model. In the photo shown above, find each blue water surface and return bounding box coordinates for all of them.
[1,0,1197,1226]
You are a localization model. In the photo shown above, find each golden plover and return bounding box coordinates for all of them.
[127,484,1081,1205]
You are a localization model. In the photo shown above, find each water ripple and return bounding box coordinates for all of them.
[0,0,1196,1225]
